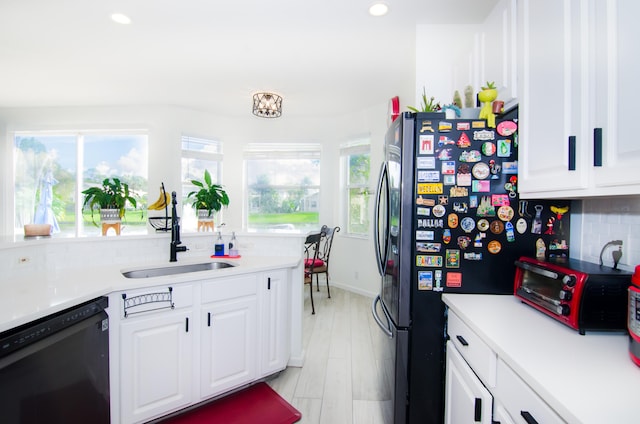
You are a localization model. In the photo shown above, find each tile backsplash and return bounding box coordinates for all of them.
[0,232,305,282]
[572,196,640,272]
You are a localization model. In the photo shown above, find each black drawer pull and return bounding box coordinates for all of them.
[474,398,482,422]
[185,317,189,332]
[268,277,271,290]
[568,136,576,170]
[521,411,539,424]
[207,312,211,327]
[593,127,602,166]
[456,335,469,346]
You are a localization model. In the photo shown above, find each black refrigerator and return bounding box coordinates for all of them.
[371,107,571,424]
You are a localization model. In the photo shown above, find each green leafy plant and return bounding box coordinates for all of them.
[482,81,496,90]
[81,178,138,226]
[187,169,230,217]
[407,87,440,112]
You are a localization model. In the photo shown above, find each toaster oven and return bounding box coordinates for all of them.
[514,256,631,334]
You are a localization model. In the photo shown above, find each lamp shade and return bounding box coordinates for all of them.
[252,92,283,118]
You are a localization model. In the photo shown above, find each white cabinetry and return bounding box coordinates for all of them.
[200,274,258,399]
[114,266,293,424]
[118,284,195,424]
[446,310,563,424]
[518,0,640,198]
[445,341,493,424]
[259,269,291,376]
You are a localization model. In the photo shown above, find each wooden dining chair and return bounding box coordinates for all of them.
[303,232,322,314]
[310,225,340,299]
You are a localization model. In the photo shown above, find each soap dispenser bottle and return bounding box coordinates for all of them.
[229,232,239,257]
[214,232,225,256]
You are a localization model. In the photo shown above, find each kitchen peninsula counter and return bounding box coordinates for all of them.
[0,255,300,333]
[443,293,638,424]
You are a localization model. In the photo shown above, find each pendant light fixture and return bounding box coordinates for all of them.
[252,92,283,118]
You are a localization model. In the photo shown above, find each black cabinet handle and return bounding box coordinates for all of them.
[185,317,189,332]
[268,277,271,290]
[593,128,602,167]
[568,136,576,170]
[207,312,211,327]
[474,398,482,422]
[456,335,469,346]
[521,411,539,424]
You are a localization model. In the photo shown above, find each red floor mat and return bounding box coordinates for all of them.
[160,382,301,424]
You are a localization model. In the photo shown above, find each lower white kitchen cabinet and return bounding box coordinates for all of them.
[200,274,258,399]
[494,359,563,424]
[118,285,195,424]
[112,267,293,424]
[259,269,291,376]
[445,341,493,424]
[446,309,563,424]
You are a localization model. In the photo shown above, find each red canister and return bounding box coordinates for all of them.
[628,265,640,366]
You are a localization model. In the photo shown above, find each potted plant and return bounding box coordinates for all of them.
[81,178,138,232]
[478,81,499,127]
[407,87,441,113]
[187,169,229,231]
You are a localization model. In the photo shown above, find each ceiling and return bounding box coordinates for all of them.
[0,0,497,119]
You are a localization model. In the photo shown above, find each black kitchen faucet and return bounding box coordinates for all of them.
[170,191,188,262]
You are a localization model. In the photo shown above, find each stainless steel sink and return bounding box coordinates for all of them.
[122,261,235,279]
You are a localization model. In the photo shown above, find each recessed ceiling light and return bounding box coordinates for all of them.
[111,13,131,25]
[369,3,389,17]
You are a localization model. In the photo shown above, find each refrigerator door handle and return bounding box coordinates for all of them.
[371,295,393,337]
[374,162,390,276]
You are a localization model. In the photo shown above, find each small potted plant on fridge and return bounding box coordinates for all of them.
[187,169,230,231]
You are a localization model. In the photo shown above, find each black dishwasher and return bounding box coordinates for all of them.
[0,297,110,424]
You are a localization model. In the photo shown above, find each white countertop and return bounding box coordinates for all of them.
[442,294,639,424]
[0,255,300,333]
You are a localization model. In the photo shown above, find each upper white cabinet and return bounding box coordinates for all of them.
[518,0,640,198]
[481,0,518,108]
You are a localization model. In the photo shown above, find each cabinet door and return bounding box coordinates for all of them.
[493,402,516,424]
[120,310,193,424]
[591,0,640,193]
[482,0,518,107]
[517,0,590,196]
[445,342,493,424]
[201,295,258,399]
[260,269,291,376]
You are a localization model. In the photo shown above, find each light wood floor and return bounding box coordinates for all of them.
[267,280,393,424]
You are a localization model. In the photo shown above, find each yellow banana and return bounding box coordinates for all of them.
[148,189,170,210]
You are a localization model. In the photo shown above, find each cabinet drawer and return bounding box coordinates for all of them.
[447,311,497,387]
[496,359,564,424]
[202,274,258,303]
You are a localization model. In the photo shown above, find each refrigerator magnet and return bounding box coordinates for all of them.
[497,139,512,157]
[477,219,490,232]
[460,217,475,233]
[447,213,459,228]
[419,135,435,154]
[446,272,463,287]
[490,220,504,234]
[432,205,446,217]
[497,120,518,136]
[487,240,502,254]
[445,250,460,268]
[472,162,490,179]
[418,271,434,290]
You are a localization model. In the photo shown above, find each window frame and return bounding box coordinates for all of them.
[340,138,372,238]
[243,142,322,233]
[12,129,149,238]
[180,135,224,232]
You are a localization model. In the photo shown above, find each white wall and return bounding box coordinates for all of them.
[0,97,411,297]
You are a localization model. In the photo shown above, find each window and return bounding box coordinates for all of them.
[244,143,321,232]
[13,131,148,237]
[181,135,223,230]
[341,138,371,236]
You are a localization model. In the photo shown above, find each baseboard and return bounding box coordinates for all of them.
[329,280,377,299]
